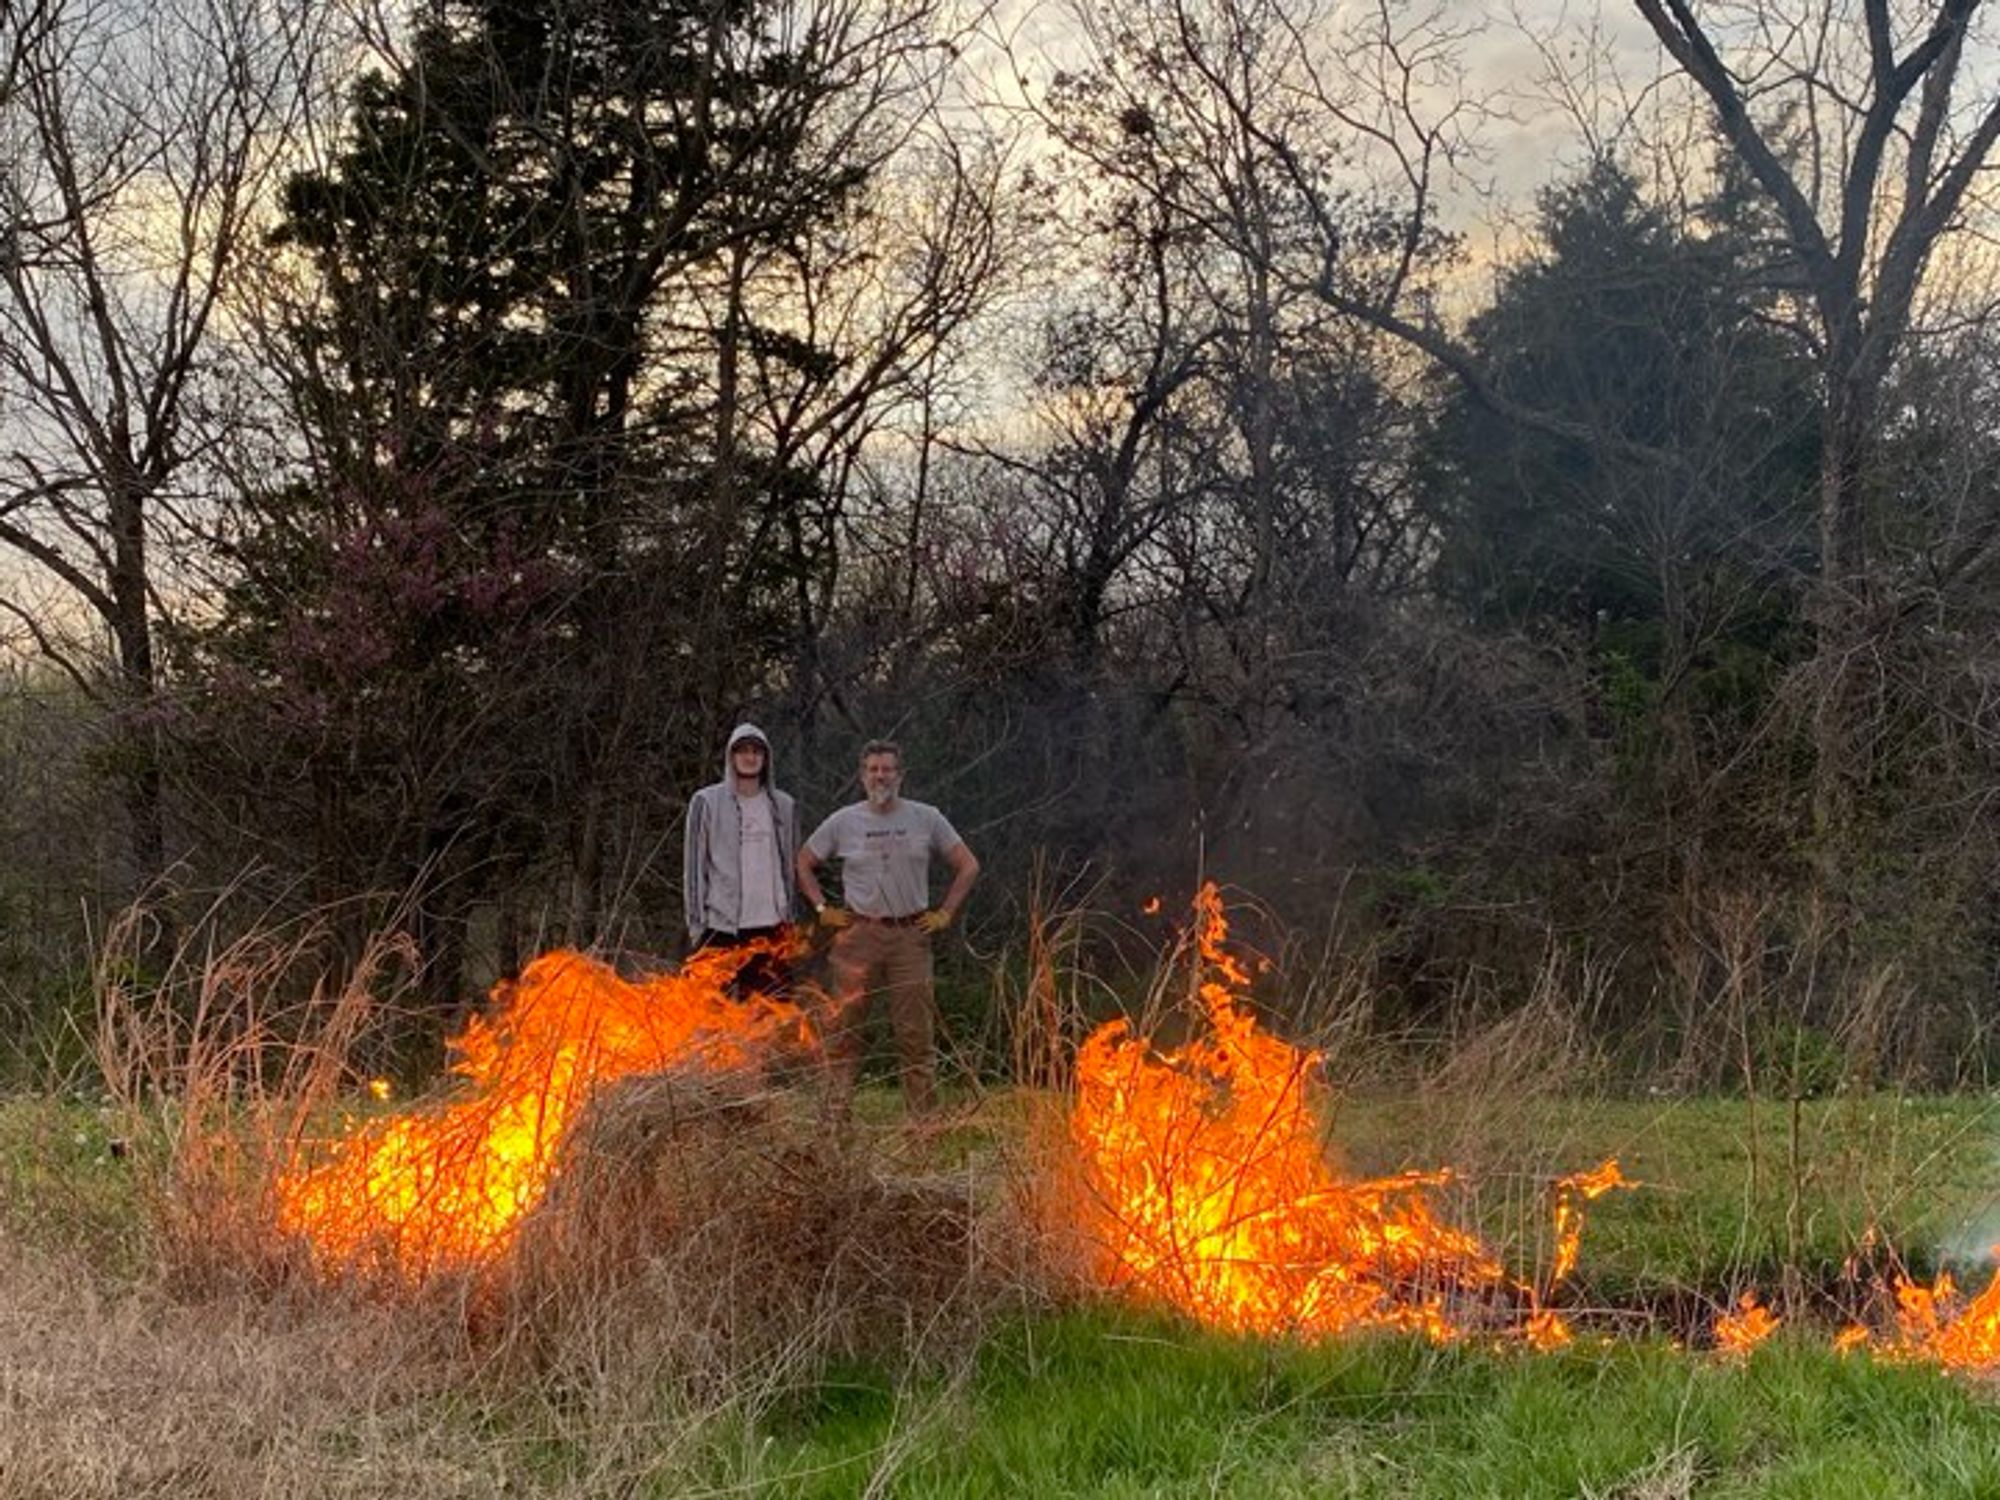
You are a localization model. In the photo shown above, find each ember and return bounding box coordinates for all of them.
[275,942,808,1277]
[1714,1291,1779,1357]
[1523,1307,1573,1350]
[1060,883,1626,1341]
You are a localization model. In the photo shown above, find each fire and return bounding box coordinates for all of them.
[275,942,808,1277]
[1851,1263,2000,1371]
[1523,1308,1572,1350]
[1549,1160,1633,1285]
[1824,1242,2000,1370]
[1061,883,1622,1341]
[1714,1292,1779,1357]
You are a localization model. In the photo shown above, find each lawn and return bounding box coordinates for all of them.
[1330,1090,2000,1312]
[723,1309,2000,1499]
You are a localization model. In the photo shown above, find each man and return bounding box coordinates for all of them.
[797,739,979,1117]
[683,723,799,997]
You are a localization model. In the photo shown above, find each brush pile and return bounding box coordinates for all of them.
[507,1071,989,1371]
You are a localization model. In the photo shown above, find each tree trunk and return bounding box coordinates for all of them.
[1240,254,1280,740]
[568,779,606,947]
[1808,370,1876,869]
[108,473,173,960]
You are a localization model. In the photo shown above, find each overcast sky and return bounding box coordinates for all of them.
[979,0,1692,241]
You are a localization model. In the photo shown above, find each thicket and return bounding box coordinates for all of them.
[4,0,2000,1086]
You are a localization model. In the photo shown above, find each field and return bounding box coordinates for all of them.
[7,1083,2000,1498]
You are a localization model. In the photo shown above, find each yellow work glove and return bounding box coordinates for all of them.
[915,908,953,935]
[816,904,853,931]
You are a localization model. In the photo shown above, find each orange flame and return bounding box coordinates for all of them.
[1714,1292,1779,1357]
[1858,1263,2000,1370]
[1824,1240,2000,1370]
[1523,1308,1572,1350]
[275,942,807,1277]
[1549,1160,1633,1285]
[1061,884,1620,1341]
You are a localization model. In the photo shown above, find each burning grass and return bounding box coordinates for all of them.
[9,1242,2000,1499]
[81,907,1019,1413]
[5,906,1025,1498]
[274,943,816,1279]
[17,879,2000,1497]
[1041,883,1630,1346]
[252,936,1012,1383]
[80,883,2000,1367]
[9,1107,2000,1494]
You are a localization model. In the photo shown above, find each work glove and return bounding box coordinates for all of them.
[816,904,853,931]
[915,907,953,935]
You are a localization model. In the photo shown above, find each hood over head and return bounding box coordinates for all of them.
[723,721,774,787]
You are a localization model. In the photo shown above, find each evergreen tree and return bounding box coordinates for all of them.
[174,0,935,998]
[1434,158,1818,647]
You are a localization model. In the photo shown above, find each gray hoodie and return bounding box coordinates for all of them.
[683,722,800,943]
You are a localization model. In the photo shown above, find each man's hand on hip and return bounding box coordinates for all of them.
[915,908,953,935]
[816,905,853,931]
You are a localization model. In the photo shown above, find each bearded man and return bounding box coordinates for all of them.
[796,739,979,1117]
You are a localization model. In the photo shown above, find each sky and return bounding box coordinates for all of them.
[982,0,1677,203]
[959,0,1701,350]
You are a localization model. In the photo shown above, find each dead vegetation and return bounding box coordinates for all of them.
[1,1076,1026,1499]
[503,1071,1004,1378]
[11,878,1992,1495]
[0,1237,498,1500]
[0,892,1047,1499]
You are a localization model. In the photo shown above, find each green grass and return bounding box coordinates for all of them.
[0,1090,142,1268]
[697,1306,2000,1498]
[681,1088,2000,1496]
[1327,1092,2000,1307]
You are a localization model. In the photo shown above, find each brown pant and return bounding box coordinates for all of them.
[821,920,935,1115]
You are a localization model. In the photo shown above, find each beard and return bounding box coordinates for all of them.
[866,783,896,807]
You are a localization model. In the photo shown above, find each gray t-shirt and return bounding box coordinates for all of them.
[731,790,785,929]
[804,799,962,918]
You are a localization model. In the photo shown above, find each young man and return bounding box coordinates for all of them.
[682,723,799,997]
[796,739,979,1116]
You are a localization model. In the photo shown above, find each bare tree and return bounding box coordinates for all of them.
[710,133,1018,756]
[1627,0,2000,846]
[997,0,1455,745]
[983,176,1215,676]
[0,0,319,894]
[1026,0,2000,867]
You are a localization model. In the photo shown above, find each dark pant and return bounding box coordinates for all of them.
[694,924,794,1000]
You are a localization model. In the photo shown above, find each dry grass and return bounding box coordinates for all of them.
[12,889,1031,1497]
[20,878,1969,1495]
[503,1072,1007,1380]
[92,895,423,1294]
[0,1235,508,1500]
[1,1085,1024,1499]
